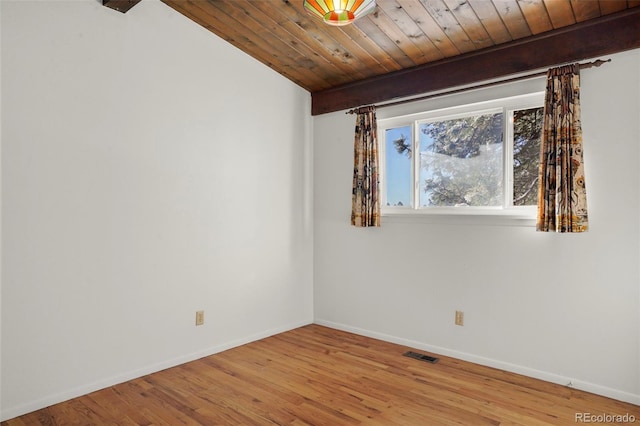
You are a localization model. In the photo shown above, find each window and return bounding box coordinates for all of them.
[379,93,543,218]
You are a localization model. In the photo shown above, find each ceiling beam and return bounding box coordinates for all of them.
[311,7,640,115]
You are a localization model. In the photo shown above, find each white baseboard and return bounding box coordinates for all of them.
[314,319,640,406]
[0,320,312,422]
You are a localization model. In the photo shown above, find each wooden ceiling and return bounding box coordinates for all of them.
[156,1,640,114]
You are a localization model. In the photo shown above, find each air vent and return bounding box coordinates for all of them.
[102,0,141,13]
[403,351,439,364]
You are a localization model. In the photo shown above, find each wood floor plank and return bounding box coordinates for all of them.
[3,324,639,425]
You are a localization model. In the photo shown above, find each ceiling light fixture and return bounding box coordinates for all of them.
[303,0,376,26]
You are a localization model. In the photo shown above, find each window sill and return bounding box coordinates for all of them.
[381,208,536,227]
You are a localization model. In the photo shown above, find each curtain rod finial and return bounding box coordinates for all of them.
[583,58,611,69]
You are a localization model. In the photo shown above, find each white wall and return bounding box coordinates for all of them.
[1,0,313,420]
[314,49,640,405]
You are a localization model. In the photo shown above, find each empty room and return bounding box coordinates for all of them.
[1,0,639,424]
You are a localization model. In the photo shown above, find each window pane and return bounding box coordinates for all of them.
[384,126,412,207]
[513,107,543,206]
[418,113,503,207]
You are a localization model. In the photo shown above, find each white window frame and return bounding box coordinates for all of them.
[378,91,544,225]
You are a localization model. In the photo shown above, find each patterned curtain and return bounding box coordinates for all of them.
[536,64,589,233]
[351,106,381,227]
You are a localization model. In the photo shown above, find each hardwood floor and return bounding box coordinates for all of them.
[3,325,639,425]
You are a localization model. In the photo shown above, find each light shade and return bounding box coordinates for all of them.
[303,0,376,26]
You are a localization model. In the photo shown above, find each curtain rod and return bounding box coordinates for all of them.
[346,58,611,114]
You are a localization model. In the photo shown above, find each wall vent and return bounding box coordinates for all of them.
[403,351,439,364]
[102,0,141,13]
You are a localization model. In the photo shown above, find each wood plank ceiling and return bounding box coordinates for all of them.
[159,0,640,114]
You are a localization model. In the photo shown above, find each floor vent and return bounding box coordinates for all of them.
[403,351,439,364]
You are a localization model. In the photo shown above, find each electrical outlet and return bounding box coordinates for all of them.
[455,310,464,326]
[195,310,204,326]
